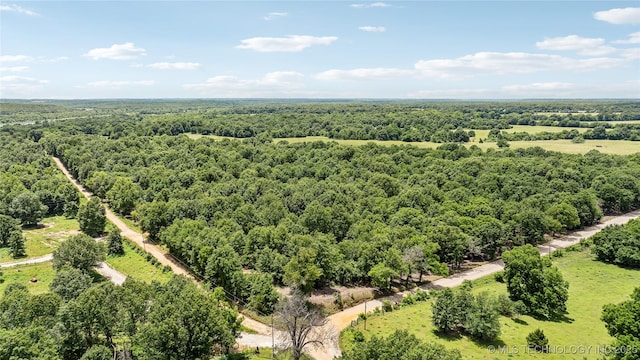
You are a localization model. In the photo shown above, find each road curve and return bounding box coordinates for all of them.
[53,156,640,359]
[52,156,269,336]
[309,208,640,360]
[0,254,53,268]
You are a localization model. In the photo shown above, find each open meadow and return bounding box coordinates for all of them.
[341,249,640,359]
[187,133,640,155]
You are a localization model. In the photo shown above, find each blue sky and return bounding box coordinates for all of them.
[1,1,638,99]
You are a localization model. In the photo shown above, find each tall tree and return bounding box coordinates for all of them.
[0,215,25,258]
[77,197,106,237]
[106,177,141,215]
[283,247,323,294]
[8,192,47,227]
[502,245,569,319]
[601,287,640,360]
[135,276,240,360]
[276,292,334,360]
[52,234,106,272]
[106,230,124,256]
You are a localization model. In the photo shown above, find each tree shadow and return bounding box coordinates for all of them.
[470,336,506,348]
[431,329,463,342]
[531,312,574,324]
[21,223,46,230]
[511,317,528,325]
[88,269,107,283]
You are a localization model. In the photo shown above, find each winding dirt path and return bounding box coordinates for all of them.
[308,208,640,360]
[52,156,269,335]
[53,156,640,359]
[52,157,194,279]
[0,254,127,286]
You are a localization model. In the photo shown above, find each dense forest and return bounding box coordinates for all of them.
[1,101,640,315]
[1,100,640,360]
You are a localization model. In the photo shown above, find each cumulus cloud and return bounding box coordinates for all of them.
[0,55,33,63]
[0,76,48,95]
[536,35,605,51]
[359,26,386,32]
[84,43,147,60]
[614,32,640,44]
[594,7,640,25]
[414,52,626,78]
[0,4,39,16]
[536,35,617,56]
[0,66,28,72]
[83,80,156,89]
[502,82,574,92]
[236,35,337,52]
[264,12,288,20]
[351,2,391,8]
[183,71,304,96]
[315,68,413,81]
[148,62,201,70]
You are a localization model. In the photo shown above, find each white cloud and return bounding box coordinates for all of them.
[236,35,337,52]
[594,7,640,25]
[315,68,413,81]
[0,4,39,16]
[414,52,626,79]
[502,82,574,92]
[536,35,605,51]
[264,12,288,20]
[351,2,391,8]
[183,71,304,97]
[536,35,617,56]
[0,55,33,63]
[614,32,640,44]
[410,81,640,99]
[148,62,201,70]
[359,26,386,33]
[0,76,48,95]
[83,80,156,89]
[84,43,147,60]
[0,66,28,72]
[42,56,70,63]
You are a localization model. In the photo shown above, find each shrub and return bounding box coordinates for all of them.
[496,293,515,316]
[382,300,393,313]
[526,329,549,352]
[494,271,504,283]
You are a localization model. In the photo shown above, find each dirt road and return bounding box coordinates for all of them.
[0,254,53,268]
[309,208,640,360]
[52,157,194,279]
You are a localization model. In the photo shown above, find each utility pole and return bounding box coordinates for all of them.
[364,300,367,330]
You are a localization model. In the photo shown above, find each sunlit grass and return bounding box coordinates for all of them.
[341,250,640,359]
[0,215,80,262]
[105,241,171,284]
[0,261,56,295]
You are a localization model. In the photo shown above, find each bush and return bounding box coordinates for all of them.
[496,293,515,316]
[526,329,549,352]
[401,294,415,306]
[494,271,504,283]
[414,289,429,301]
[352,330,365,342]
[382,300,393,313]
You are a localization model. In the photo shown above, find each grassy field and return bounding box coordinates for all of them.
[0,215,80,262]
[106,240,172,284]
[470,125,588,140]
[187,132,640,155]
[0,261,56,295]
[341,249,640,359]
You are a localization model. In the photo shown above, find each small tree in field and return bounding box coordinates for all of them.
[526,329,549,352]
